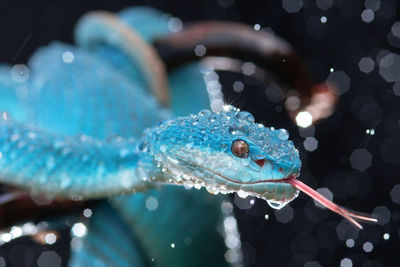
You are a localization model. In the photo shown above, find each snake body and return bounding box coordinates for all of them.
[0,6,375,266]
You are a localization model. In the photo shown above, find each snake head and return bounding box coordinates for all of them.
[146,106,377,228]
[148,105,301,209]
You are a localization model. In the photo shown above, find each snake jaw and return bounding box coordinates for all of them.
[160,153,300,207]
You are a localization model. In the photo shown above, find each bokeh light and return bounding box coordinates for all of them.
[296,111,313,128]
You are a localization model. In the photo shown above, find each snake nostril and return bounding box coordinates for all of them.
[255,159,265,167]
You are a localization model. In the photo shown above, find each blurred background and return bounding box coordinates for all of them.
[0,0,399,266]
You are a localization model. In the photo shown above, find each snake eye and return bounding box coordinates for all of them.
[231,139,249,158]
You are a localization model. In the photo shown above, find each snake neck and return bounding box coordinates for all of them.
[0,117,173,199]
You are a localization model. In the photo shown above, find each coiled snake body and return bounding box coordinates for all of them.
[0,6,376,266]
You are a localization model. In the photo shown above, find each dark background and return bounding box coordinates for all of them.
[0,0,399,266]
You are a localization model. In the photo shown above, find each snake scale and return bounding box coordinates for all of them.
[0,6,376,266]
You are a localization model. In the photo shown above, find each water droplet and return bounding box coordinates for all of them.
[185,143,194,149]
[138,141,149,152]
[277,128,289,140]
[199,109,211,116]
[194,182,203,190]
[160,145,167,152]
[237,190,249,198]
[220,143,228,151]
[266,200,288,209]
[183,180,194,189]
[154,154,162,162]
[206,186,220,195]
[236,111,254,123]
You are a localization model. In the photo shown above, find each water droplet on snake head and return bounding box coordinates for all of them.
[277,129,289,140]
[236,111,254,123]
[138,141,149,152]
[160,144,167,152]
[185,142,194,149]
[199,109,211,116]
[220,143,228,151]
[154,154,162,162]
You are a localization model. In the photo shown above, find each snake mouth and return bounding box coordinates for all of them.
[203,166,301,203]
[171,157,299,202]
[227,173,299,185]
[196,161,299,185]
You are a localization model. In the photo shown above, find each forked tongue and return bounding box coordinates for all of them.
[286,177,377,229]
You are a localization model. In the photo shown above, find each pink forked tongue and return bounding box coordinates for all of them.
[286,177,377,229]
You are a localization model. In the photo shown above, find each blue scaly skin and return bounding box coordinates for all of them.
[0,6,375,266]
[0,105,300,204]
[146,106,300,205]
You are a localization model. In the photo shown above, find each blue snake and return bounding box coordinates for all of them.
[0,6,376,266]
